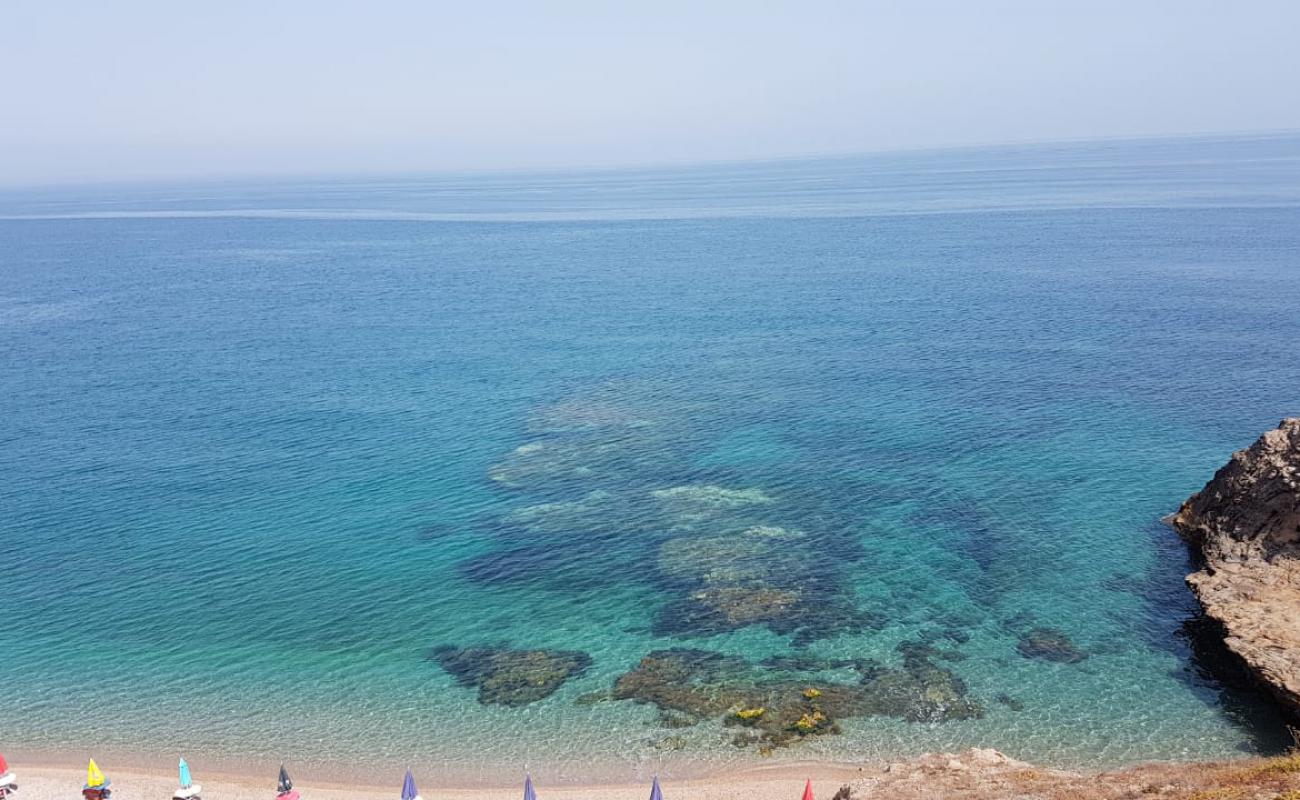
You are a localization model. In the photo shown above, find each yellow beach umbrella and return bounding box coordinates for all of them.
[87,759,106,788]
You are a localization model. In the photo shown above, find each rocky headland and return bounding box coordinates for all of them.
[1172,418,1300,718]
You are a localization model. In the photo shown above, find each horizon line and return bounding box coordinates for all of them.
[3,126,1298,195]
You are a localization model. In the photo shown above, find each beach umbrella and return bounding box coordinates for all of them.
[648,776,663,800]
[401,769,421,800]
[0,754,7,775]
[277,764,293,795]
[179,758,193,790]
[523,774,537,800]
[800,779,813,800]
[86,759,107,789]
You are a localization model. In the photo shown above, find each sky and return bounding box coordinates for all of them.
[2,0,1299,186]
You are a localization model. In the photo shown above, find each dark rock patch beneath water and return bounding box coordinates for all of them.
[430,644,593,706]
[652,520,880,645]
[1016,627,1089,664]
[608,645,981,751]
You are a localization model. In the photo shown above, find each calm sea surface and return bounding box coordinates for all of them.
[2,134,1300,785]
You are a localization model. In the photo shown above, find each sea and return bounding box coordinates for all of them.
[2,133,1299,787]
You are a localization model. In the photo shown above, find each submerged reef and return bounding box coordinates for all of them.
[652,521,878,644]
[469,384,953,746]
[526,396,660,435]
[649,484,776,521]
[488,386,696,493]
[430,644,593,707]
[481,390,880,644]
[499,490,629,537]
[487,437,677,490]
[610,644,982,751]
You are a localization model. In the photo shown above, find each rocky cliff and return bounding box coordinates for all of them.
[1171,418,1300,717]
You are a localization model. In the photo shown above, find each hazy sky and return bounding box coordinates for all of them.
[3,0,1298,186]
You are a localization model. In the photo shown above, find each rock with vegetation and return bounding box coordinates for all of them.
[430,644,593,707]
[1171,418,1300,718]
[609,645,981,752]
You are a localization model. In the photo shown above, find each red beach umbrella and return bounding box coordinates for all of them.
[801,779,813,800]
[0,754,8,775]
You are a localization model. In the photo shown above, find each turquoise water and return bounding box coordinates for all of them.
[2,134,1300,785]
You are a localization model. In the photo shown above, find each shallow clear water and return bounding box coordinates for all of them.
[2,134,1300,786]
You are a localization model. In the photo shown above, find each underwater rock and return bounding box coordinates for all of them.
[1001,611,1037,632]
[1171,418,1300,719]
[658,711,697,728]
[733,706,767,722]
[488,428,681,491]
[487,440,611,487]
[653,525,878,644]
[612,648,755,718]
[574,690,613,706]
[654,586,802,636]
[430,644,593,707]
[859,647,984,722]
[760,654,856,672]
[610,646,980,751]
[773,593,882,647]
[650,485,775,521]
[650,734,688,752]
[652,580,879,644]
[944,628,972,644]
[527,398,657,434]
[1016,628,1089,664]
[994,693,1025,711]
[657,533,776,586]
[904,640,968,663]
[500,490,625,536]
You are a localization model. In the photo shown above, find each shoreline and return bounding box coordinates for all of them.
[3,749,885,793]
[8,762,881,799]
[14,749,1300,800]
[9,741,1248,790]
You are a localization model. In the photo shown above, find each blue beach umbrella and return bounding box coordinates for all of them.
[179,758,193,789]
[523,774,537,800]
[649,776,663,800]
[401,769,420,800]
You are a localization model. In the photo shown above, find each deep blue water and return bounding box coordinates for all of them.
[2,134,1299,785]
